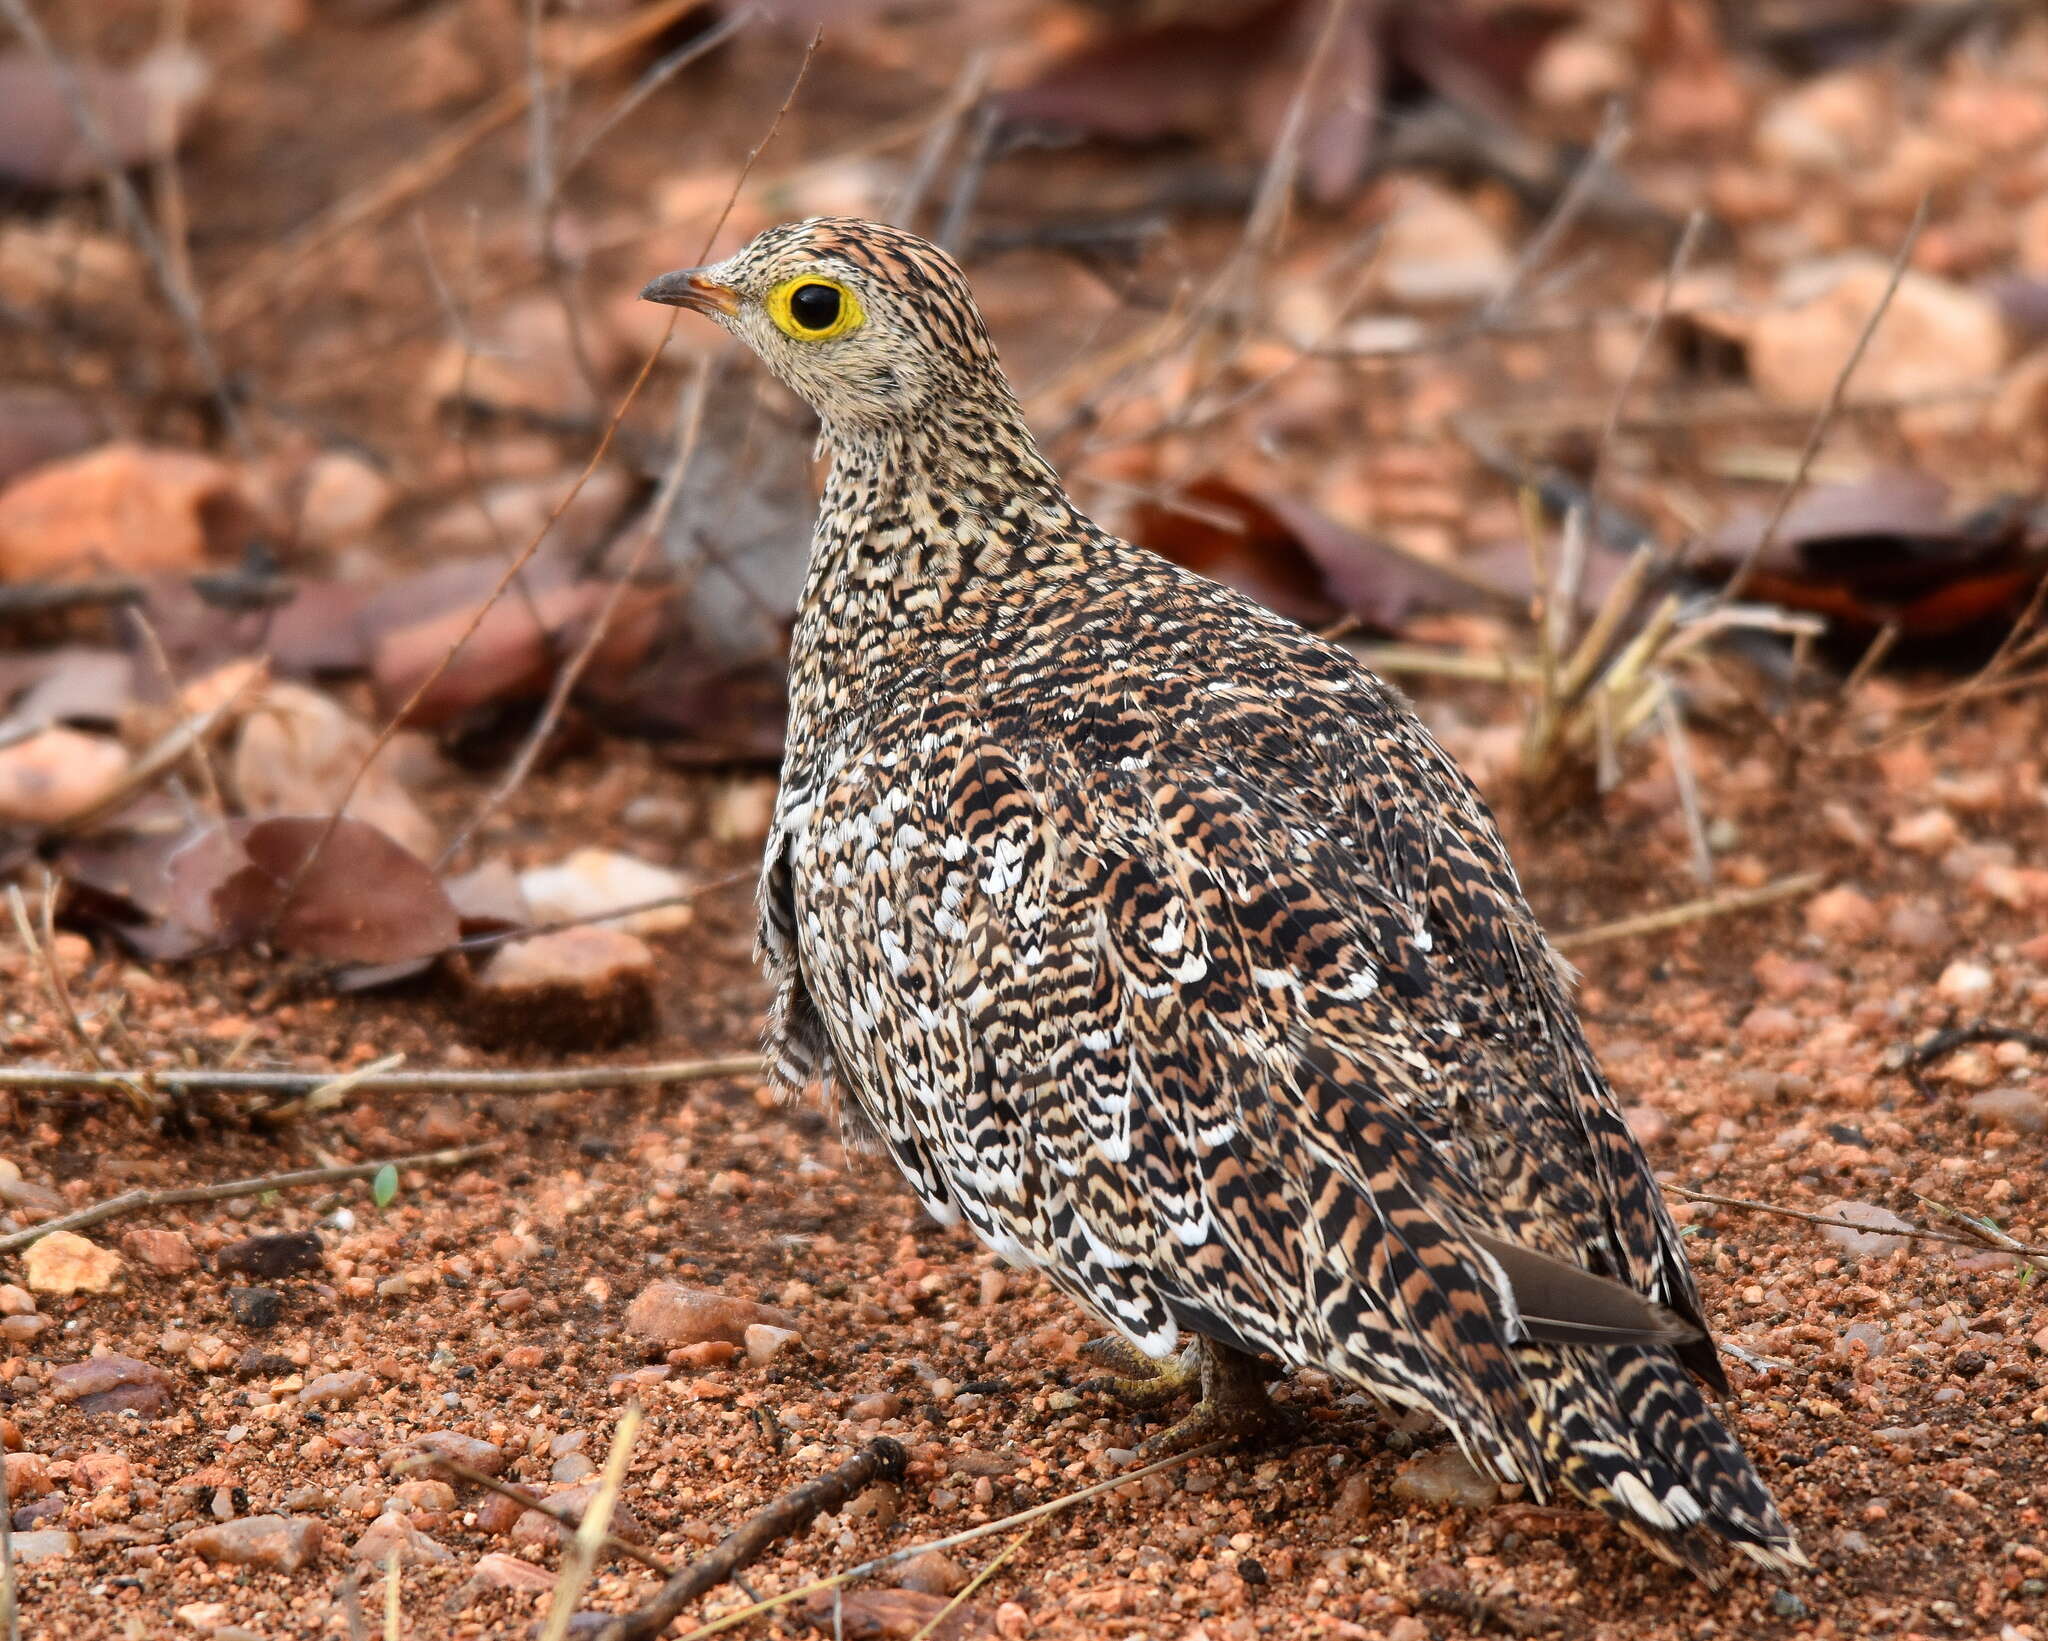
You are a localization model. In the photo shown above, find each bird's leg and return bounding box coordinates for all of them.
[1080,1337,1293,1457]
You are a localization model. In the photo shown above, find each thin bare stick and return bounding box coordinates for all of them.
[0,0,245,450]
[294,26,820,912]
[47,671,260,839]
[0,1143,496,1255]
[456,868,754,954]
[907,1526,1034,1641]
[668,1441,1228,1641]
[597,1439,909,1641]
[1549,871,1822,954]
[1590,208,1703,511]
[1664,1184,2047,1270]
[542,1404,644,1641]
[409,209,550,636]
[890,50,994,234]
[557,9,753,200]
[1720,195,1928,604]
[439,356,714,868]
[1477,101,1630,327]
[0,1055,762,1109]
[6,883,144,1111]
[405,1452,671,1576]
[212,0,716,331]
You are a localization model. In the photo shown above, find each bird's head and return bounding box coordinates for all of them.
[642,217,1010,440]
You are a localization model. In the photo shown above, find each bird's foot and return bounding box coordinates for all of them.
[1132,1342,1296,1460]
[1081,1338,1298,1459]
[1076,1336,1201,1409]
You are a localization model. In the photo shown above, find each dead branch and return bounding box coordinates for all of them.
[454,868,755,954]
[0,1054,761,1105]
[1902,1022,2048,1099]
[1549,872,1823,953]
[0,1142,496,1254]
[596,1439,910,1641]
[438,357,714,868]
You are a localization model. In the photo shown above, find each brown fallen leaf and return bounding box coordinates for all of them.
[1127,475,1482,632]
[1702,256,2010,415]
[0,727,131,827]
[0,388,100,489]
[169,815,459,964]
[1699,472,2047,649]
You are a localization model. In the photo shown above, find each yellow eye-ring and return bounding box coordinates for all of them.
[766,276,863,341]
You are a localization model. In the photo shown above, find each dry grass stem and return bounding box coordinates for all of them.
[0,0,245,449]
[1549,871,1822,953]
[0,1142,496,1254]
[1664,1184,2046,1273]
[0,1055,762,1109]
[541,1403,645,1641]
[439,357,715,868]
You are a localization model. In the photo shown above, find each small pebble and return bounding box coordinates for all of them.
[229,1287,284,1330]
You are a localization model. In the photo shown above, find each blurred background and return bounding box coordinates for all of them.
[2,0,2047,913]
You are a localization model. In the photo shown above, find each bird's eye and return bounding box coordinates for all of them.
[789,283,840,329]
[768,276,862,341]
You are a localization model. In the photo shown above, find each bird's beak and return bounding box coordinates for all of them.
[640,268,740,318]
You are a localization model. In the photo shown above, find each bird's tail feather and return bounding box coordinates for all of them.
[1518,1343,1806,1583]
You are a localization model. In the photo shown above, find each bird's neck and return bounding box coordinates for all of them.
[789,404,1096,703]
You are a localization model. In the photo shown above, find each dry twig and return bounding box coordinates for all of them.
[1549,871,1822,954]
[212,0,716,330]
[1718,195,1928,604]
[406,1452,671,1576]
[1902,1022,2048,1100]
[0,1054,761,1107]
[666,1441,1227,1641]
[1662,1184,2047,1272]
[0,1142,495,1255]
[0,0,244,449]
[597,1438,909,1641]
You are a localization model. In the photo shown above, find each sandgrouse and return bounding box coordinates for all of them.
[644,218,1803,1581]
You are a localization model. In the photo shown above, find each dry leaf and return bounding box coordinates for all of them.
[171,815,459,964]
[1730,257,2010,413]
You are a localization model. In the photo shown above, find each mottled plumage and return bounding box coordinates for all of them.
[644,220,1803,1581]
